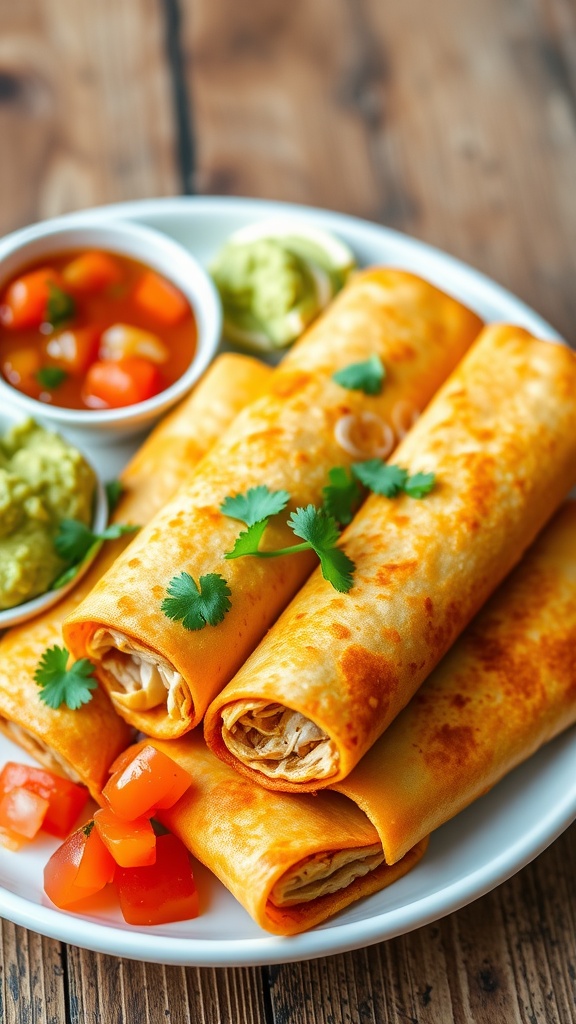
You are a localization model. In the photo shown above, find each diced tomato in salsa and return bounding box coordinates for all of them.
[45,326,101,376]
[94,807,156,867]
[44,822,116,908]
[62,252,123,293]
[116,833,199,925]
[133,271,189,325]
[0,267,61,329]
[0,762,89,838]
[103,744,192,821]
[83,357,162,408]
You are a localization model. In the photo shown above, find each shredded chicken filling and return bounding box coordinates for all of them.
[89,628,191,721]
[270,844,385,906]
[220,701,340,781]
[0,717,82,782]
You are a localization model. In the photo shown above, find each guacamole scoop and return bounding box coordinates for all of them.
[0,419,96,610]
[211,222,356,352]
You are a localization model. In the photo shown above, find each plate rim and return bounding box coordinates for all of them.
[0,194,573,967]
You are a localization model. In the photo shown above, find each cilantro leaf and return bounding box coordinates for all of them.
[289,504,340,551]
[36,366,67,389]
[289,505,355,593]
[161,572,231,630]
[34,645,97,710]
[332,355,385,395]
[352,461,408,497]
[225,520,268,559]
[317,545,356,593]
[54,519,139,564]
[105,479,124,513]
[220,486,290,527]
[404,472,436,498]
[322,466,362,525]
[82,820,96,837]
[46,282,75,329]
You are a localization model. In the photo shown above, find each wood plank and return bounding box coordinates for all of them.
[184,0,576,343]
[0,0,180,238]
[0,921,66,1024]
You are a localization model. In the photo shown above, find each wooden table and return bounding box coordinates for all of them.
[1,0,576,1021]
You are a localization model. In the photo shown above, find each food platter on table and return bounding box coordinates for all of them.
[0,195,574,968]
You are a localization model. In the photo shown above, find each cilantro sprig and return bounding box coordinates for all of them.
[220,486,290,526]
[351,461,435,499]
[322,467,362,525]
[223,490,356,594]
[46,282,75,329]
[34,645,98,710]
[105,479,124,513]
[54,519,139,564]
[161,572,232,631]
[332,355,385,395]
[52,519,139,589]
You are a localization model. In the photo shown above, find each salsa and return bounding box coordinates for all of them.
[0,250,197,410]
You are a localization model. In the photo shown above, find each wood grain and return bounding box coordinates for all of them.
[0,0,180,238]
[0,921,66,1024]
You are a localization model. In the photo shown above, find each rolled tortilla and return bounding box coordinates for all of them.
[0,355,271,798]
[332,500,576,863]
[150,732,428,936]
[63,269,483,738]
[204,325,576,790]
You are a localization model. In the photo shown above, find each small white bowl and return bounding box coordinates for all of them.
[0,218,222,445]
[0,403,108,630]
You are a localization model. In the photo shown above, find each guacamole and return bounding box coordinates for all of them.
[0,420,96,609]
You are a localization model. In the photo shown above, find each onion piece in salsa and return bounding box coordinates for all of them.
[0,250,197,410]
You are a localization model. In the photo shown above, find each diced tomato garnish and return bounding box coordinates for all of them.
[45,326,100,375]
[0,762,89,838]
[44,822,116,908]
[94,807,156,868]
[62,251,123,293]
[133,271,189,326]
[107,741,149,777]
[0,787,49,839]
[116,833,199,925]
[0,267,61,329]
[2,346,42,390]
[83,357,162,409]
[103,745,192,821]
[0,825,27,851]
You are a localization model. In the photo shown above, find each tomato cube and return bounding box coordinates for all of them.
[94,807,156,867]
[133,271,189,325]
[0,762,89,838]
[44,822,116,908]
[1,347,42,391]
[116,833,199,926]
[0,787,49,839]
[83,357,162,409]
[103,745,192,820]
[62,252,123,293]
[0,267,61,329]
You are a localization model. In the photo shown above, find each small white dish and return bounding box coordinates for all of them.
[0,218,222,445]
[0,404,108,630]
